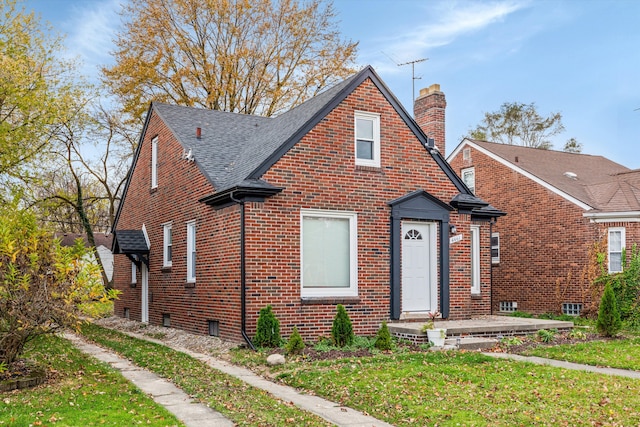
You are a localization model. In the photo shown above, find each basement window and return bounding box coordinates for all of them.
[208,320,220,337]
[124,307,130,319]
[562,303,582,316]
[499,301,517,312]
[162,313,171,327]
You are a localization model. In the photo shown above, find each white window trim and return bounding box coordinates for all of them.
[608,227,625,273]
[131,261,137,284]
[186,220,196,282]
[491,232,500,265]
[163,222,173,267]
[470,225,481,294]
[354,111,381,168]
[461,167,475,194]
[300,209,358,298]
[151,136,158,189]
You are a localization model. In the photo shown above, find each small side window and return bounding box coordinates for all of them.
[461,167,475,194]
[354,112,380,167]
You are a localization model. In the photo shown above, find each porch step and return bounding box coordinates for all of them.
[445,337,497,351]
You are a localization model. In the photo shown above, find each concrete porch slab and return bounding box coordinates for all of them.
[388,315,574,346]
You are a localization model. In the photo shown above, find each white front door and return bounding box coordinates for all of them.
[141,263,149,323]
[401,222,437,313]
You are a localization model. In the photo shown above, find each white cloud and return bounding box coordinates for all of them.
[369,1,530,74]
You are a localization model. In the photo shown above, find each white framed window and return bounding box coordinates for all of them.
[151,136,158,189]
[131,261,137,284]
[470,225,481,294]
[163,222,173,267]
[354,111,380,167]
[186,220,196,282]
[608,227,625,273]
[491,232,500,264]
[461,167,475,194]
[300,209,358,297]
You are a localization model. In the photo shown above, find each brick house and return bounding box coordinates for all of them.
[111,66,503,344]
[448,139,640,316]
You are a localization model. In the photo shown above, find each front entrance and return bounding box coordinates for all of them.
[401,221,437,313]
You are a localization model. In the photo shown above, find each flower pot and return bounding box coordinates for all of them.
[426,328,447,347]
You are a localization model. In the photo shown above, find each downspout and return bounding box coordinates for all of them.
[230,192,256,351]
[489,219,494,315]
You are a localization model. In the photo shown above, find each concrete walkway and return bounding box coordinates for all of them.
[483,352,640,379]
[64,332,234,427]
[65,331,394,427]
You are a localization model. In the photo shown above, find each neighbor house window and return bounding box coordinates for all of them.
[354,111,380,167]
[463,147,471,161]
[491,232,500,264]
[301,209,358,297]
[608,227,625,273]
[461,167,475,194]
[151,136,158,189]
[470,225,481,294]
[562,303,582,316]
[186,220,196,282]
[163,222,173,267]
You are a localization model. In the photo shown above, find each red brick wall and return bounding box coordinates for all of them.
[113,79,493,343]
[414,85,446,156]
[448,143,640,315]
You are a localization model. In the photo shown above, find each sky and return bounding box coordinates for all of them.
[24,0,640,168]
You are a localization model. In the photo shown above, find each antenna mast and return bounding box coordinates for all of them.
[398,58,428,101]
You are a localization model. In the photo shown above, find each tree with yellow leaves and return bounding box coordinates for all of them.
[103,0,358,121]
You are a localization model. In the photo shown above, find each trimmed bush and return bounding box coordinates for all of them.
[596,282,622,337]
[254,305,281,347]
[331,304,354,347]
[374,321,393,351]
[285,326,305,355]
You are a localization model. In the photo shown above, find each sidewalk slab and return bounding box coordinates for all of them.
[483,352,640,379]
[64,333,234,427]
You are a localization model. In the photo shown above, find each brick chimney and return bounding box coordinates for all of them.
[414,84,446,156]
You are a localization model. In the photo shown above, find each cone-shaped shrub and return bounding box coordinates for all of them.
[254,305,281,347]
[596,282,622,337]
[331,304,354,347]
[374,321,393,351]
[285,326,305,355]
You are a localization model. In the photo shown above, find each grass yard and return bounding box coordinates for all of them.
[524,335,640,371]
[0,334,184,427]
[268,350,640,426]
[79,323,332,426]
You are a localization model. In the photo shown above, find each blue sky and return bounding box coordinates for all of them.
[24,0,640,168]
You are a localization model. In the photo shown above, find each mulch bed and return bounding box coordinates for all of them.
[0,359,49,392]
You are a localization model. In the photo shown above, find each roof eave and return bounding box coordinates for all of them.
[199,183,284,208]
[583,211,640,223]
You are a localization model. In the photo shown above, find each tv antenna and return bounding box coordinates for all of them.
[398,58,428,101]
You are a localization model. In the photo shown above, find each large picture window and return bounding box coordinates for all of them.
[301,210,357,297]
[354,111,380,167]
[608,227,625,273]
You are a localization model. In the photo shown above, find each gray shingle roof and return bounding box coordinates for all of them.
[113,230,149,254]
[153,71,359,193]
[469,139,636,211]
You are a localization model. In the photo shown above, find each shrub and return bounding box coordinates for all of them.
[331,304,354,347]
[596,282,622,337]
[285,326,305,355]
[0,199,105,365]
[253,305,281,347]
[537,329,557,343]
[374,321,393,351]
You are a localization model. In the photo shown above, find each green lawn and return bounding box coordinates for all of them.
[79,323,332,426]
[524,335,640,371]
[0,334,184,427]
[269,350,640,426]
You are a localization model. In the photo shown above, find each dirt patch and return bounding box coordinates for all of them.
[490,330,608,354]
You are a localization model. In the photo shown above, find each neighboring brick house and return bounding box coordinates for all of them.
[448,139,640,316]
[111,66,503,344]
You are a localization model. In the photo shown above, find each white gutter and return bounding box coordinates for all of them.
[583,211,640,223]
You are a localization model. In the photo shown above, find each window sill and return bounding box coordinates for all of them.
[471,293,482,299]
[130,283,137,288]
[161,266,172,272]
[355,165,382,172]
[301,296,360,305]
[185,282,196,289]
